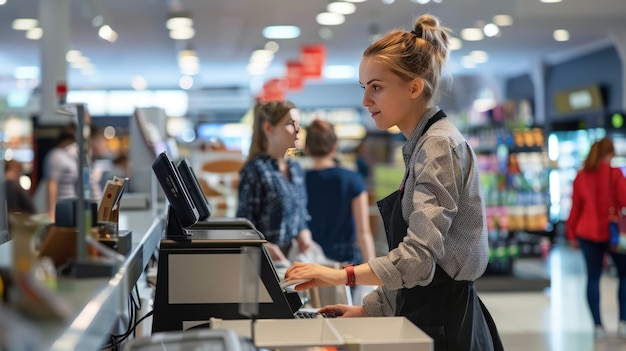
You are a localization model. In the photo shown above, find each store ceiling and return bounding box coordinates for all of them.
[1,0,626,93]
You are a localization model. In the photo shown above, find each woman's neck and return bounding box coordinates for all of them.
[265,145,286,162]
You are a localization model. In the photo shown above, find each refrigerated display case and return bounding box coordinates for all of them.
[547,128,606,223]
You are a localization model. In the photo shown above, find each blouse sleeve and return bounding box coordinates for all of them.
[236,163,262,225]
[293,162,310,232]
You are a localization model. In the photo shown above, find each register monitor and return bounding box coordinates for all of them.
[176,158,212,221]
[151,229,303,333]
[152,152,199,237]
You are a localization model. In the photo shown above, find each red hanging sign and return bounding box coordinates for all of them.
[259,78,287,102]
[300,44,326,80]
[286,61,305,91]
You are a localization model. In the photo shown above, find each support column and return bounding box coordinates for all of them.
[38,0,70,125]
[529,59,547,125]
[610,29,626,111]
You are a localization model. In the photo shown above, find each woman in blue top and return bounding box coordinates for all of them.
[236,100,312,263]
[305,119,376,265]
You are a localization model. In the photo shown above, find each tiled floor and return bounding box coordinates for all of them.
[481,244,626,351]
[135,244,626,350]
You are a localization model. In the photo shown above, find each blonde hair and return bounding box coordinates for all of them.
[363,14,451,103]
[248,100,296,161]
[583,137,615,171]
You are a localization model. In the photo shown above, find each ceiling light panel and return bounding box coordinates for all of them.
[327,2,356,15]
[553,29,569,41]
[460,28,484,41]
[166,16,193,30]
[262,25,301,39]
[483,23,499,37]
[12,18,38,30]
[493,14,513,26]
[316,12,345,26]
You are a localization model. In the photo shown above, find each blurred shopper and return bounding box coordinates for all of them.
[236,100,312,263]
[566,137,626,339]
[285,14,502,350]
[4,159,35,214]
[42,123,79,220]
[304,119,375,265]
[41,123,102,220]
[354,136,373,187]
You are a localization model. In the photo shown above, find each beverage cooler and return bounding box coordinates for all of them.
[548,115,626,225]
[547,127,606,224]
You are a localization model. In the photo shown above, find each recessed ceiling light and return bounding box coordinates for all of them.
[265,41,280,53]
[344,0,366,2]
[493,15,513,26]
[262,25,301,39]
[483,23,499,37]
[166,16,193,30]
[449,37,462,51]
[319,27,334,40]
[12,18,38,31]
[169,27,195,40]
[553,29,569,42]
[26,27,43,40]
[316,12,345,26]
[92,15,104,27]
[541,0,562,3]
[327,1,356,15]
[323,65,356,79]
[250,49,274,63]
[460,28,484,41]
[179,76,194,90]
[98,25,118,42]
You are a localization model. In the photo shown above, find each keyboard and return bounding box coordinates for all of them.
[294,310,341,319]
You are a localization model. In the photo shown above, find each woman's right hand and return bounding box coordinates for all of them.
[318,304,368,318]
[569,239,579,250]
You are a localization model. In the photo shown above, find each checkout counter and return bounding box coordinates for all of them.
[0,208,433,351]
[0,208,165,350]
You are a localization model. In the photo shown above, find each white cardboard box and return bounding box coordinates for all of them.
[328,317,433,351]
[212,318,344,350]
[211,316,432,351]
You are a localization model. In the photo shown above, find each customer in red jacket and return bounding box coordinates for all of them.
[566,137,626,339]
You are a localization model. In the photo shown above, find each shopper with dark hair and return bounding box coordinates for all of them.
[304,119,375,265]
[285,14,502,350]
[236,100,312,263]
[567,137,626,339]
[4,159,35,214]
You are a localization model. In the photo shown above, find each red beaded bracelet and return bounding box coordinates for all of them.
[344,264,356,287]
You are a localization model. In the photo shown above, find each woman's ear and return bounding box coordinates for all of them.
[262,120,273,135]
[409,78,425,99]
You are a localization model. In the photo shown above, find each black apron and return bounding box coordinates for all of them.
[376,111,504,351]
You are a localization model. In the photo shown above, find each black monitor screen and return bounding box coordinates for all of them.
[177,159,212,221]
[152,152,199,228]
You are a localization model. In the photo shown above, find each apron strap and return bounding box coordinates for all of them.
[400,110,446,195]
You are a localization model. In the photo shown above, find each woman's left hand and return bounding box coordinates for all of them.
[285,262,345,290]
[296,229,312,253]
